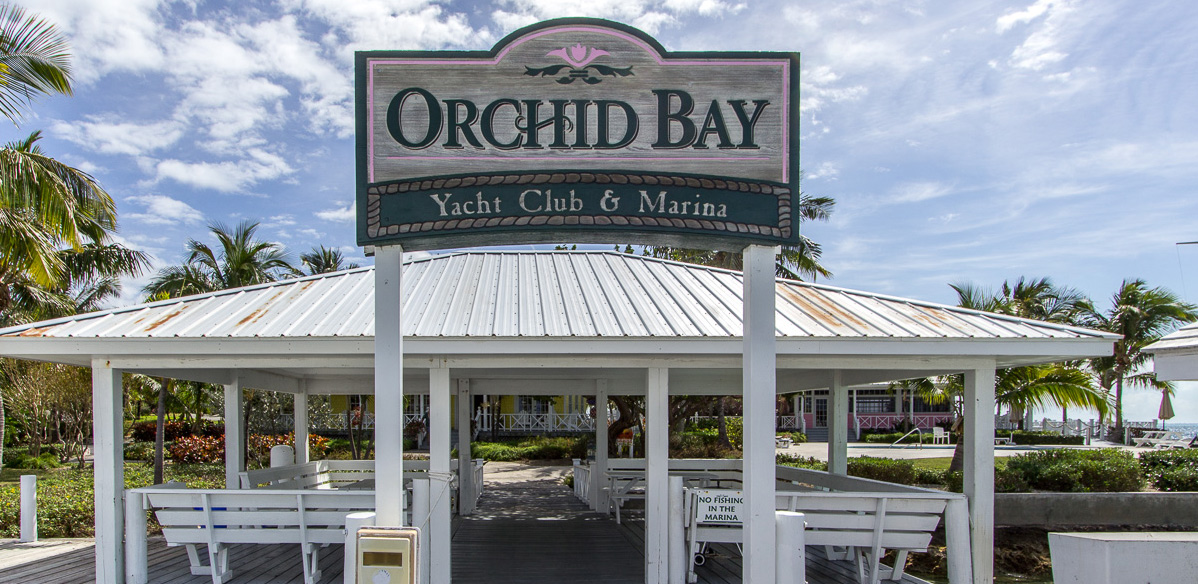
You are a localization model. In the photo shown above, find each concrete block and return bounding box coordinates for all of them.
[1049,532,1198,584]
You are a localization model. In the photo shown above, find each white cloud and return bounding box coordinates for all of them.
[50,117,185,157]
[999,0,1076,71]
[316,202,355,222]
[153,149,294,192]
[21,0,167,83]
[887,182,954,204]
[287,0,492,54]
[804,162,840,181]
[124,194,205,225]
[996,0,1052,33]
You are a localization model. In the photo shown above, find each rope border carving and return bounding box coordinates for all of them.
[366,171,792,240]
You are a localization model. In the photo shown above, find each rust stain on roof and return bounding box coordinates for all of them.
[235,288,292,328]
[143,307,189,332]
[778,285,867,330]
[13,325,53,337]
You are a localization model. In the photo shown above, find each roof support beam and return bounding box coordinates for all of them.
[742,244,777,584]
[964,361,997,584]
[374,245,405,526]
[91,359,124,584]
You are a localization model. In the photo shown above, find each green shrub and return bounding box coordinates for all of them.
[0,463,225,539]
[1140,449,1198,491]
[943,471,963,493]
[1002,449,1142,492]
[846,456,916,484]
[726,417,743,450]
[471,436,587,461]
[124,442,154,462]
[775,453,826,470]
[3,451,62,470]
[670,431,738,458]
[1154,466,1198,491]
[994,466,1031,492]
[913,467,945,485]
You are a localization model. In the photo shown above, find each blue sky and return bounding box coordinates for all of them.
[11,0,1198,423]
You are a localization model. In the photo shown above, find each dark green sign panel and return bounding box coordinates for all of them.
[356,18,799,251]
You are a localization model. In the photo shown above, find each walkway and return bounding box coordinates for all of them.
[452,461,644,583]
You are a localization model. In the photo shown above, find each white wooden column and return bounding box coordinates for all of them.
[294,381,309,464]
[741,244,777,584]
[646,367,669,584]
[224,377,244,489]
[456,378,473,515]
[429,367,451,583]
[828,371,848,475]
[92,359,125,584]
[374,244,405,525]
[964,363,996,584]
[592,380,609,512]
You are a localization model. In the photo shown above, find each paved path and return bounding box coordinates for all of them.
[452,461,644,583]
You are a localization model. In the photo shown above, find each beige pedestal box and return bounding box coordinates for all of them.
[356,527,420,584]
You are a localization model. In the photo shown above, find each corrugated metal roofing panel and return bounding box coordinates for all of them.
[0,251,1116,342]
[1147,321,1198,352]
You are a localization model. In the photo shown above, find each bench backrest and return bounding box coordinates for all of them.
[239,459,459,489]
[143,488,376,546]
[776,492,946,551]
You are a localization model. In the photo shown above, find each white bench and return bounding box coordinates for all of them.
[138,487,374,584]
[777,492,946,584]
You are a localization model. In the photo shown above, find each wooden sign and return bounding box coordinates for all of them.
[692,489,744,525]
[356,18,798,251]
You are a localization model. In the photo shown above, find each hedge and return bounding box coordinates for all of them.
[998,448,1143,492]
[470,436,587,461]
[1140,449,1198,491]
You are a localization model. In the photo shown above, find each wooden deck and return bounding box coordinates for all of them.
[0,537,345,584]
[1,463,933,583]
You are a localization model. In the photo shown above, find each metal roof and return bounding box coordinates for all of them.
[0,251,1116,342]
[1146,321,1198,353]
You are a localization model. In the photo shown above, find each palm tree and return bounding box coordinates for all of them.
[142,220,298,480]
[915,277,1110,471]
[300,246,360,275]
[645,192,835,280]
[0,4,72,123]
[144,220,299,298]
[0,131,127,315]
[1085,279,1198,433]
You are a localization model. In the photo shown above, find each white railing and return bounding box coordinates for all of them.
[477,411,595,433]
[275,411,430,433]
[572,458,591,502]
[776,415,798,430]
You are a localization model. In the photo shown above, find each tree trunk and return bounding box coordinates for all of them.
[242,389,252,469]
[716,397,732,449]
[1114,374,1125,434]
[948,417,965,473]
[154,378,170,484]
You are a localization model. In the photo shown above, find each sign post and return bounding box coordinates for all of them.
[356,18,796,583]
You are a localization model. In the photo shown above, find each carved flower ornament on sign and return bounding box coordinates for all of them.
[526,43,635,84]
[356,18,799,252]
